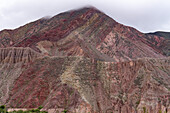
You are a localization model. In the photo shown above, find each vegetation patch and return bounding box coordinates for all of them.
[0,105,47,113]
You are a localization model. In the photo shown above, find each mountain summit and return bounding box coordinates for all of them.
[0,7,169,113]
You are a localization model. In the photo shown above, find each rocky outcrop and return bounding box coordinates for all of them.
[0,47,41,64]
[0,47,41,105]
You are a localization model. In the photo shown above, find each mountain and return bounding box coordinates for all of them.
[0,7,169,113]
[147,31,170,40]
[146,31,170,56]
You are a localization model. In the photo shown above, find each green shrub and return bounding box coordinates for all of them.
[143,107,146,113]
[38,106,43,110]
[0,105,7,113]
[62,109,67,113]
[0,105,5,109]
[159,110,162,113]
[16,110,23,113]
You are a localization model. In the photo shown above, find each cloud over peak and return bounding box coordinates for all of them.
[0,0,170,33]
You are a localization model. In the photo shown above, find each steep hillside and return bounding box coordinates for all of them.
[0,55,169,113]
[147,31,170,56]
[147,31,170,40]
[0,7,169,113]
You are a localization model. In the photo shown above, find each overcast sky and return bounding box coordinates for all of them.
[0,0,170,33]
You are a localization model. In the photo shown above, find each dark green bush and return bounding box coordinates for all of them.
[143,107,146,113]
[0,105,7,113]
[62,109,67,113]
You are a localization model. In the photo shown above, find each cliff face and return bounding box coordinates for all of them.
[0,7,169,113]
[0,47,41,63]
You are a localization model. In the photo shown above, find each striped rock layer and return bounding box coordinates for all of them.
[0,7,169,113]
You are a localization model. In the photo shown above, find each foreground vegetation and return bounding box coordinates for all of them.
[0,105,69,113]
[0,105,47,113]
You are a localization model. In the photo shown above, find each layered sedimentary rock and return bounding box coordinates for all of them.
[147,31,170,56]
[0,55,169,113]
[0,7,169,113]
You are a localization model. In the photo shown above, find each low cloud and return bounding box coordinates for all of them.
[0,0,170,33]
